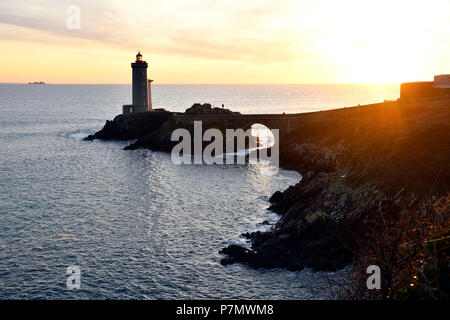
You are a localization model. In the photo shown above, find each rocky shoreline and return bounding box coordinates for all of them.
[85,99,450,272]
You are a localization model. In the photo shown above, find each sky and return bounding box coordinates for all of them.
[0,0,449,84]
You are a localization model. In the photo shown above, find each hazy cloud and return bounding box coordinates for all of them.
[0,0,305,63]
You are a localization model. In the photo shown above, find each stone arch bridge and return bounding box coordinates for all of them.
[173,112,320,141]
[174,110,338,139]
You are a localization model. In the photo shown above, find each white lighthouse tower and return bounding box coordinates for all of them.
[123,52,153,114]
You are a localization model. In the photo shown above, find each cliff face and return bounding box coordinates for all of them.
[281,99,450,195]
[221,98,450,271]
[85,99,450,272]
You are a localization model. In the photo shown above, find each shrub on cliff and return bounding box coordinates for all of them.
[341,196,449,300]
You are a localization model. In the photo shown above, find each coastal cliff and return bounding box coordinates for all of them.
[221,98,449,273]
[85,99,449,298]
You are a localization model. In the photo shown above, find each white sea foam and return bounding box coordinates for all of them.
[68,130,95,140]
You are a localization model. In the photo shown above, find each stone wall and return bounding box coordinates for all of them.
[400,81,450,101]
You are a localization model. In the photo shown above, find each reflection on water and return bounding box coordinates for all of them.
[0,84,378,299]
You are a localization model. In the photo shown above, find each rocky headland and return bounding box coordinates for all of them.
[221,98,449,273]
[85,98,449,295]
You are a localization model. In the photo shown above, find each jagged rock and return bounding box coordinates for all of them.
[84,111,172,141]
[185,103,240,115]
[221,99,450,272]
[269,191,283,203]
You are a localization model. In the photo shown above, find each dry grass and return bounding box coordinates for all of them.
[339,196,449,300]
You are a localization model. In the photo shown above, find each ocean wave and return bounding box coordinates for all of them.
[67,130,95,140]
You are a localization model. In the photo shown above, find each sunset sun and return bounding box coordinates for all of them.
[0,0,448,84]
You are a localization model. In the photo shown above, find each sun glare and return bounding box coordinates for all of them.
[0,0,448,84]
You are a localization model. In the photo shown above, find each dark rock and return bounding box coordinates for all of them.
[219,245,261,267]
[124,118,180,152]
[185,103,240,115]
[269,191,283,203]
[84,111,172,141]
[241,232,251,239]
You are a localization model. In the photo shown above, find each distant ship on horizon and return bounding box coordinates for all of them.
[28,81,46,85]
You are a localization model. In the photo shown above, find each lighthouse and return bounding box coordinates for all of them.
[123,52,153,114]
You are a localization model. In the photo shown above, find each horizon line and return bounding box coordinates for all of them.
[0,82,402,85]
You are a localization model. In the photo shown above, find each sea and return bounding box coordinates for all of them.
[0,83,399,299]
